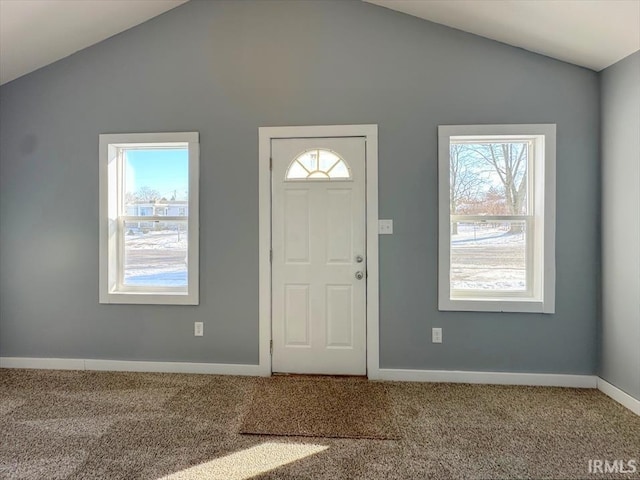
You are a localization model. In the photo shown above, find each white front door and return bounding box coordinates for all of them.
[271,137,366,375]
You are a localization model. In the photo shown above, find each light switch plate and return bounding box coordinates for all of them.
[432,327,442,343]
[194,322,204,337]
[378,219,393,234]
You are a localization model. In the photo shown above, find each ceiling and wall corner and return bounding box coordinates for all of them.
[364,0,640,71]
[0,0,189,85]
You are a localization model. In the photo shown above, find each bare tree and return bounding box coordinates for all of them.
[450,144,484,234]
[135,186,161,203]
[125,191,137,205]
[472,142,528,232]
[475,143,527,214]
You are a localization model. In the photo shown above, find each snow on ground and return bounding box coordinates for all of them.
[451,223,526,291]
[125,228,188,250]
[451,222,525,245]
[125,271,187,287]
[123,228,188,286]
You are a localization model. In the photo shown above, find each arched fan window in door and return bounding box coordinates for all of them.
[285,149,352,180]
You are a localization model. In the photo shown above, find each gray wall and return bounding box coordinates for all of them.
[0,0,600,373]
[600,51,640,399]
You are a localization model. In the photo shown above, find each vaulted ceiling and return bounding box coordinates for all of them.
[1,0,639,86]
[365,0,640,71]
[0,0,188,85]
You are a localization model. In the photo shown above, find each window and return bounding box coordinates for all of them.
[286,149,351,180]
[99,132,199,304]
[438,124,555,313]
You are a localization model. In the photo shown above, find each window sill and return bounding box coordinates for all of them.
[99,291,198,305]
[439,297,554,314]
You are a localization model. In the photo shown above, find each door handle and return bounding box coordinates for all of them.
[355,271,364,280]
[355,255,364,263]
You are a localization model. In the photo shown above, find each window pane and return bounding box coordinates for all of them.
[326,159,350,178]
[296,151,317,171]
[285,149,351,180]
[318,150,340,171]
[287,161,308,179]
[124,148,189,213]
[451,220,527,292]
[450,142,529,215]
[123,221,188,287]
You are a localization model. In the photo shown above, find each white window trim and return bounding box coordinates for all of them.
[99,132,199,305]
[438,124,556,313]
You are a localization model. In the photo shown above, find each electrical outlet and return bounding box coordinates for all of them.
[432,327,442,344]
[194,322,204,337]
[378,219,393,234]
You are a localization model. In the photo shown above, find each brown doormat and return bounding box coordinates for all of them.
[239,375,400,440]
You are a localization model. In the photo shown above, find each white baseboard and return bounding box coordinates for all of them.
[7,358,629,408]
[0,357,85,370]
[0,357,263,376]
[378,368,598,388]
[597,377,640,416]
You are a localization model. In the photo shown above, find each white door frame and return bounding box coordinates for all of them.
[258,125,379,379]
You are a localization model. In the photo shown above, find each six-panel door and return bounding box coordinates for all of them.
[271,137,366,375]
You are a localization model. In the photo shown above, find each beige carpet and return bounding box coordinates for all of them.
[1,369,640,479]
[239,375,400,440]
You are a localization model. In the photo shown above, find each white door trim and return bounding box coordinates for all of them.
[259,125,379,378]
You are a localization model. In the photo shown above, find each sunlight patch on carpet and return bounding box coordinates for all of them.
[158,442,328,480]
